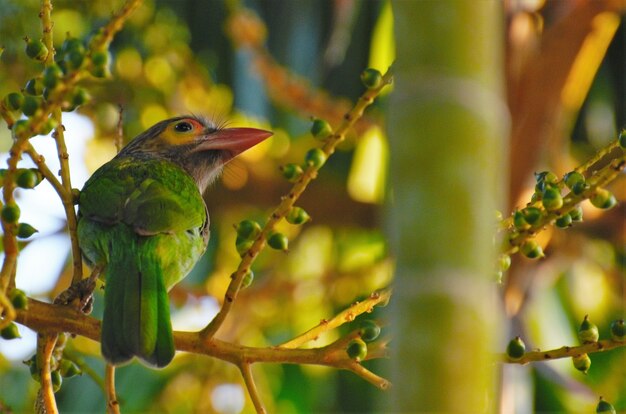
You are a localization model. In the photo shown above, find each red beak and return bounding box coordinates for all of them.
[195,127,273,158]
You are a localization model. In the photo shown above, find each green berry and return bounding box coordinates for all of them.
[236,238,254,257]
[590,188,617,210]
[267,232,288,251]
[25,38,48,61]
[610,319,625,342]
[58,359,81,378]
[506,336,526,360]
[51,370,62,392]
[578,315,599,344]
[564,171,585,190]
[17,222,38,239]
[555,214,572,228]
[539,187,559,207]
[42,64,64,89]
[520,239,543,259]
[346,338,368,362]
[310,118,333,140]
[572,353,591,374]
[12,119,30,138]
[63,49,85,71]
[71,87,90,107]
[1,322,20,339]
[236,219,261,240]
[513,210,529,230]
[360,68,383,89]
[305,148,326,168]
[359,320,381,342]
[280,163,303,182]
[61,37,85,55]
[568,205,583,222]
[241,270,254,289]
[571,180,588,195]
[4,92,24,111]
[16,168,42,189]
[90,50,111,78]
[9,288,28,310]
[21,95,43,116]
[596,397,616,414]
[521,207,542,225]
[24,78,44,96]
[286,206,310,225]
[40,117,59,135]
[535,171,558,185]
[542,187,563,211]
[2,203,21,224]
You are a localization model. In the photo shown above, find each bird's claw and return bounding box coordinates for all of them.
[54,277,97,314]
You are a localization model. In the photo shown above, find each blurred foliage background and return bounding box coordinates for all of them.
[0,0,624,413]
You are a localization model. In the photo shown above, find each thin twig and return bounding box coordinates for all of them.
[239,363,266,414]
[278,288,391,349]
[504,339,626,364]
[105,364,120,414]
[201,68,393,340]
[37,334,59,414]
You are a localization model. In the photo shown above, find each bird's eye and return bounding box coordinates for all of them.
[174,121,193,132]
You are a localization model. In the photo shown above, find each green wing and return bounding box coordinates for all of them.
[79,157,207,235]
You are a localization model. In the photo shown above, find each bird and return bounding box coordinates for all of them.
[77,115,272,367]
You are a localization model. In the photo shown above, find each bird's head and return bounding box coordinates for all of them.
[119,116,272,192]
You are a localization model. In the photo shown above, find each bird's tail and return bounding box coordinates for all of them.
[101,239,174,368]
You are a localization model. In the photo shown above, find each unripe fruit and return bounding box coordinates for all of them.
[564,171,585,190]
[498,254,511,272]
[542,187,563,211]
[305,148,326,168]
[11,120,30,138]
[610,319,625,342]
[58,359,81,378]
[346,338,367,361]
[571,180,588,195]
[286,206,310,225]
[360,68,383,89]
[61,37,85,55]
[42,64,64,89]
[522,206,542,225]
[1,322,20,339]
[596,397,616,414]
[40,117,59,135]
[572,353,591,374]
[9,288,28,310]
[236,219,261,240]
[568,205,583,222]
[359,320,381,342]
[90,50,111,78]
[71,87,90,107]
[590,188,617,210]
[578,315,599,344]
[51,370,62,392]
[236,238,254,257]
[513,210,529,231]
[17,222,38,239]
[24,78,44,96]
[280,163,303,182]
[310,118,333,140]
[520,239,543,259]
[16,168,41,189]
[2,203,21,223]
[63,49,85,71]
[506,336,526,360]
[4,92,24,111]
[25,38,48,61]
[267,232,288,251]
[534,171,558,193]
[555,214,572,228]
[241,270,254,289]
[21,95,43,116]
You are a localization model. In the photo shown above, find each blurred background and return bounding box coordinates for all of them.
[0,0,624,412]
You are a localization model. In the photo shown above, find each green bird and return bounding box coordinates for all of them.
[77,116,271,367]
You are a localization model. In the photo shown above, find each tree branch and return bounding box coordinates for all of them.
[503,339,626,364]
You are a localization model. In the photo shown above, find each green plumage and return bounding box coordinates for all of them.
[78,156,208,367]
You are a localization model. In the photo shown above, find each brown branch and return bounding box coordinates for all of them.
[201,68,393,339]
[37,334,59,414]
[105,364,120,414]
[239,363,266,414]
[504,339,626,364]
[15,298,391,390]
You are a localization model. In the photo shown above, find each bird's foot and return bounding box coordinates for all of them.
[54,277,97,314]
